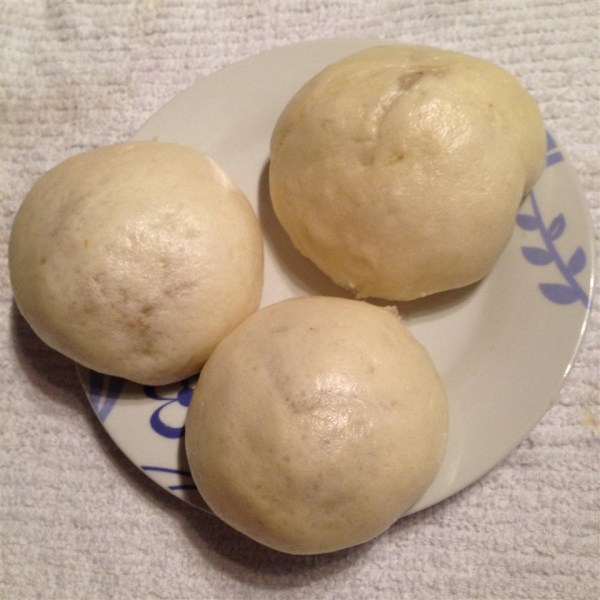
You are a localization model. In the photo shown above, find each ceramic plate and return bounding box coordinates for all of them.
[78,39,594,515]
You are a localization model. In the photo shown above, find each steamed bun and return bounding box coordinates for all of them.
[269,45,546,300]
[9,141,264,385]
[185,296,448,554]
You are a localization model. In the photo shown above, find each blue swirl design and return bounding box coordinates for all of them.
[88,370,124,422]
[140,465,197,491]
[143,379,194,439]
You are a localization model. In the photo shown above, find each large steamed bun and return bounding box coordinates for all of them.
[186,296,448,554]
[269,45,546,300]
[9,141,264,385]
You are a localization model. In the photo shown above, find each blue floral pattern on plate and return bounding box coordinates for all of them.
[143,379,194,439]
[516,132,589,307]
[140,466,197,491]
[88,370,124,423]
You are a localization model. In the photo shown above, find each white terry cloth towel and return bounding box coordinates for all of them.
[1,2,598,599]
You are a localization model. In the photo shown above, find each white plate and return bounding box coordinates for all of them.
[79,39,595,516]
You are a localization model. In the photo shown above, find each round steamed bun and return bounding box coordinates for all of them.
[185,296,448,554]
[269,45,546,300]
[9,141,264,385]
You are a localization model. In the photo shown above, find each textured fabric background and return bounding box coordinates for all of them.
[1,1,598,599]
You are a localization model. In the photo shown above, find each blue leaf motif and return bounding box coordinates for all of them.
[546,131,557,152]
[539,283,580,305]
[548,214,566,241]
[518,190,589,308]
[567,247,586,276]
[546,152,564,167]
[516,213,540,231]
[522,246,553,266]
